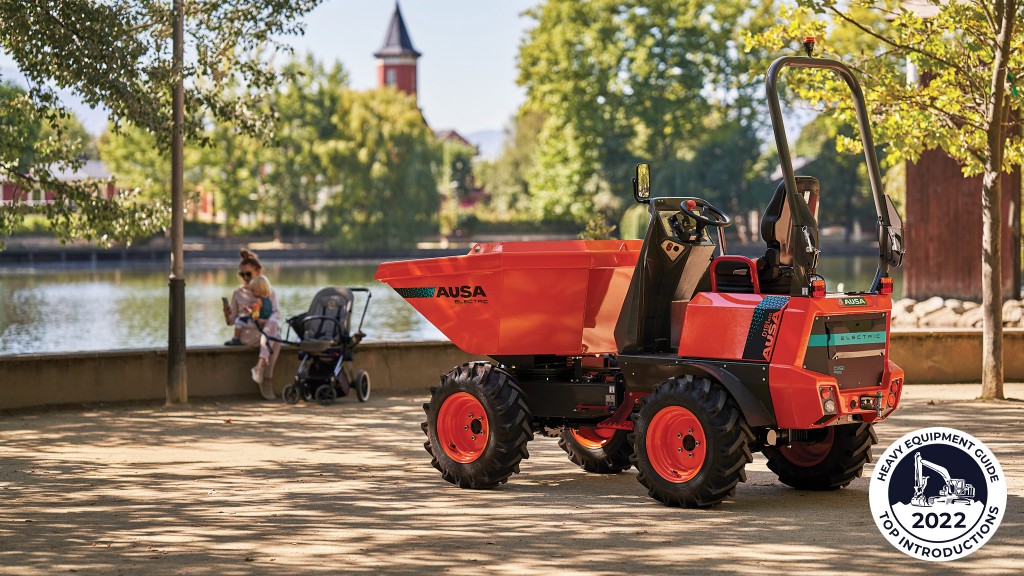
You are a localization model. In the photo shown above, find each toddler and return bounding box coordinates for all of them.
[231,275,274,342]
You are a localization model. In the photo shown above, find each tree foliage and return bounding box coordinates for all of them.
[438,137,479,236]
[263,54,349,236]
[96,54,441,249]
[748,0,1023,399]
[516,0,777,223]
[320,88,440,251]
[794,114,877,239]
[747,1,1023,174]
[0,0,323,245]
[480,110,546,217]
[0,80,165,245]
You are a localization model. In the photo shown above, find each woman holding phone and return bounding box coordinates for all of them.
[222,249,281,400]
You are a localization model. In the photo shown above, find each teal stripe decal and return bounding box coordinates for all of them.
[808,331,887,347]
[395,287,436,299]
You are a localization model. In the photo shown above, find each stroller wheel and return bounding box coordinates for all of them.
[282,384,301,405]
[355,370,371,402]
[314,384,337,405]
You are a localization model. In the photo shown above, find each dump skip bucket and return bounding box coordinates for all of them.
[375,240,641,356]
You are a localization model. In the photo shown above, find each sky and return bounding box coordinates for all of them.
[0,0,539,138]
[297,1,538,135]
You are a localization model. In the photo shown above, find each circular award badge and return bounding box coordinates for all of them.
[869,427,1006,561]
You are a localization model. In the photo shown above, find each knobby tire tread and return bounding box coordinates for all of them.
[631,376,754,508]
[764,422,877,491]
[422,362,533,489]
[558,429,633,474]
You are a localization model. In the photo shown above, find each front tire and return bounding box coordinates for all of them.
[632,376,753,508]
[558,427,633,474]
[763,423,877,490]
[422,362,533,489]
[282,384,301,405]
[355,370,371,402]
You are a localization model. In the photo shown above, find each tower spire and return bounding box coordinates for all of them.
[375,2,420,97]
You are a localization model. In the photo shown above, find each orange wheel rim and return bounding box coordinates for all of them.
[437,392,489,463]
[570,427,616,450]
[780,427,834,467]
[646,406,706,483]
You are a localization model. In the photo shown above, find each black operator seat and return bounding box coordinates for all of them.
[756,176,820,294]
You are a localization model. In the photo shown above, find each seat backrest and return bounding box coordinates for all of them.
[303,287,354,342]
[761,176,820,266]
[757,176,820,293]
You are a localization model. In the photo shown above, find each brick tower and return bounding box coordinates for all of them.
[375,2,421,99]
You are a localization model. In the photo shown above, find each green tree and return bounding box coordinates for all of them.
[438,137,479,236]
[264,54,349,238]
[201,120,264,232]
[517,0,777,223]
[748,0,1023,399]
[320,88,440,250]
[1,81,47,174]
[482,109,546,216]
[794,114,876,241]
[0,0,322,245]
[98,124,172,202]
[98,122,234,225]
[0,80,163,245]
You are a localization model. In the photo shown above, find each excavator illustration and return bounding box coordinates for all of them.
[911,452,976,506]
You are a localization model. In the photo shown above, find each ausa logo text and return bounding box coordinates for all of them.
[396,285,488,304]
[436,285,487,299]
[761,309,784,360]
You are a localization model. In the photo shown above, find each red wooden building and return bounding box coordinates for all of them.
[904,151,1022,300]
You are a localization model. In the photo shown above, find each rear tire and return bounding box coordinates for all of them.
[558,427,633,474]
[422,362,533,489]
[632,376,753,508]
[355,370,371,402]
[314,384,336,405]
[763,423,877,490]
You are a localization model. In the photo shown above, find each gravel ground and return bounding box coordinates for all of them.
[1,384,1022,575]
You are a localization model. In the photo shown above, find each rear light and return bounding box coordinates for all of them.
[880,276,893,295]
[811,279,826,298]
[888,393,897,406]
[889,377,902,394]
[819,386,836,414]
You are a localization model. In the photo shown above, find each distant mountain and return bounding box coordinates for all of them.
[465,129,505,161]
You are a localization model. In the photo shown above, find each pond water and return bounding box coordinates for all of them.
[0,255,900,356]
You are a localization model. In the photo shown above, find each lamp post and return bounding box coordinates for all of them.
[167,0,187,404]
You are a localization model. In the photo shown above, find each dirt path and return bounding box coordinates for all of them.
[2,384,1022,575]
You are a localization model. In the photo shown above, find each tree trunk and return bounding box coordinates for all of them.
[981,167,1004,400]
[979,0,1016,400]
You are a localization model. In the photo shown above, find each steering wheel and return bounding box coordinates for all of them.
[679,198,731,228]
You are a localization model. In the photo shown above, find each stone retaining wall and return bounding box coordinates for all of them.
[0,341,484,411]
[1,332,1021,411]
[893,297,1024,328]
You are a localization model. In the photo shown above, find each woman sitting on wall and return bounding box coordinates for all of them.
[222,249,281,400]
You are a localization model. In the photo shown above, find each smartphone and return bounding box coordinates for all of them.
[221,297,229,306]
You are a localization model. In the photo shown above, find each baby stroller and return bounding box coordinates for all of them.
[280,287,372,406]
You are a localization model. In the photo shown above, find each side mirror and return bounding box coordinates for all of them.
[882,194,905,268]
[633,163,651,203]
